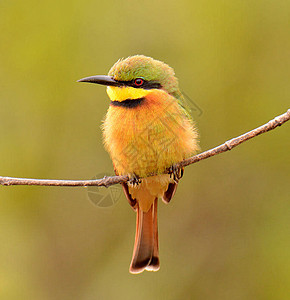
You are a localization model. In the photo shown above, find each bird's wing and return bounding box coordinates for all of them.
[171,90,194,123]
[113,165,137,210]
[162,182,178,204]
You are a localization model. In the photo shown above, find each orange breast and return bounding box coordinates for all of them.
[102,89,198,178]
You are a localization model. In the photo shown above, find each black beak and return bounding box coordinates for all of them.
[77,75,122,87]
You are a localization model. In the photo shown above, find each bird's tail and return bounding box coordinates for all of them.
[129,198,160,274]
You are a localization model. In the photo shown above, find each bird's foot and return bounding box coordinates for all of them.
[168,165,184,183]
[128,173,142,187]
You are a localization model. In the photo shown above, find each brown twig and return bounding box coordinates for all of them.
[1,109,289,188]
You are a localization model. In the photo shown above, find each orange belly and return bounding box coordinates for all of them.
[128,174,174,211]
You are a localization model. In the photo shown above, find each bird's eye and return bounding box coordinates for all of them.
[134,78,144,87]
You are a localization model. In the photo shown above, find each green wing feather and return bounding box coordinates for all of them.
[171,89,194,123]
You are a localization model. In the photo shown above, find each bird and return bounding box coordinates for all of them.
[78,55,199,274]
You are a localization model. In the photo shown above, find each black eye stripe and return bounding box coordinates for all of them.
[115,79,161,90]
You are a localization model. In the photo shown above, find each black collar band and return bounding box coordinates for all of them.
[110,98,145,108]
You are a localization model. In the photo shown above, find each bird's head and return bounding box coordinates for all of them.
[78,55,181,103]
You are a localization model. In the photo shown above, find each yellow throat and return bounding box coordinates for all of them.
[106,86,152,102]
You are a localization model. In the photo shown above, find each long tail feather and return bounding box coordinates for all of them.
[129,199,159,274]
[146,198,160,271]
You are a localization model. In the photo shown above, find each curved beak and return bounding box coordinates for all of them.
[77,75,122,87]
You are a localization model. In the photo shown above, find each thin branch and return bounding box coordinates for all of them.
[1,109,289,188]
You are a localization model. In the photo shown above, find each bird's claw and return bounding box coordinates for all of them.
[128,173,142,187]
[168,165,184,183]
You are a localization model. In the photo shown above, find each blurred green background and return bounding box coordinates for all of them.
[0,0,289,299]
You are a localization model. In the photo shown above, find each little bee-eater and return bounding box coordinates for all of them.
[78,55,199,274]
